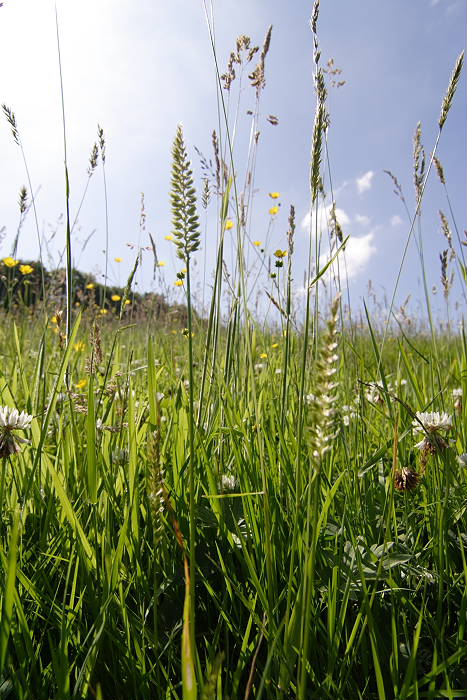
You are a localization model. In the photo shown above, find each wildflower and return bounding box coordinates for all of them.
[124,299,131,305]
[221,474,238,492]
[271,343,279,348]
[275,368,282,374]
[254,240,262,246]
[269,205,280,216]
[0,406,33,458]
[86,282,95,290]
[254,363,265,372]
[225,219,234,230]
[259,352,268,359]
[74,341,85,352]
[175,280,183,287]
[453,387,463,414]
[413,411,453,456]
[114,257,122,262]
[165,234,174,241]
[157,261,166,267]
[457,453,467,468]
[19,264,33,275]
[75,379,87,390]
[274,249,287,259]
[3,257,18,267]
[111,294,121,302]
[413,411,453,435]
[182,328,193,337]
[393,467,421,492]
[269,192,280,199]
[99,308,108,315]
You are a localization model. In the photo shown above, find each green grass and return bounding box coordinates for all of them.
[0,5,465,699]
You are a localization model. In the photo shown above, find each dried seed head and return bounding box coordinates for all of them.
[393,467,421,492]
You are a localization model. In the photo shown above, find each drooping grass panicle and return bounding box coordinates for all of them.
[439,210,454,254]
[433,156,446,185]
[170,125,201,263]
[87,142,99,176]
[2,104,19,145]
[248,25,273,98]
[438,50,464,131]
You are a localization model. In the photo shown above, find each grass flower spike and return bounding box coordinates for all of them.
[0,406,33,457]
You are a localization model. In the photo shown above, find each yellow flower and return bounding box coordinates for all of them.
[259,352,268,359]
[86,282,95,290]
[19,264,34,275]
[271,343,279,348]
[269,192,280,199]
[74,341,85,352]
[181,268,187,274]
[114,257,122,263]
[124,299,131,305]
[75,379,87,390]
[274,249,287,259]
[51,316,58,324]
[254,241,262,247]
[157,261,166,267]
[99,308,108,315]
[3,257,18,268]
[225,219,234,230]
[269,206,280,216]
[174,280,183,287]
[111,294,121,301]
[165,234,174,241]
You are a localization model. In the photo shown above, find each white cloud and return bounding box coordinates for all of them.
[301,205,350,232]
[390,214,403,226]
[356,170,374,194]
[355,214,370,226]
[320,232,377,281]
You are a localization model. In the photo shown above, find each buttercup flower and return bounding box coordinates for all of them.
[254,241,262,247]
[274,249,287,259]
[269,192,280,199]
[111,294,121,302]
[114,257,123,263]
[0,406,33,457]
[19,264,33,275]
[86,282,95,290]
[175,280,183,287]
[165,234,174,241]
[157,261,166,267]
[225,220,234,230]
[3,257,18,268]
[269,206,280,216]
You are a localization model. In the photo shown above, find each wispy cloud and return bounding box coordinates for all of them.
[390,214,403,226]
[320,232,377,281]
[301,205,350,232]
[356,171,374,194]
[355,214,370,226]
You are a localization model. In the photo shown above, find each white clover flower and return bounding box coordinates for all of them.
[457,453,467,468]
[412,411,453,434]
[220,474,237,492]
[0,405,33,457]
[452,388,463,398]
[0,406,33,430]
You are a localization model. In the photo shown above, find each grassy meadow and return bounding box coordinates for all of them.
[0,5,466,699]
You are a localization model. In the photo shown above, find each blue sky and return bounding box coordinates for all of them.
[0,0,465,322]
